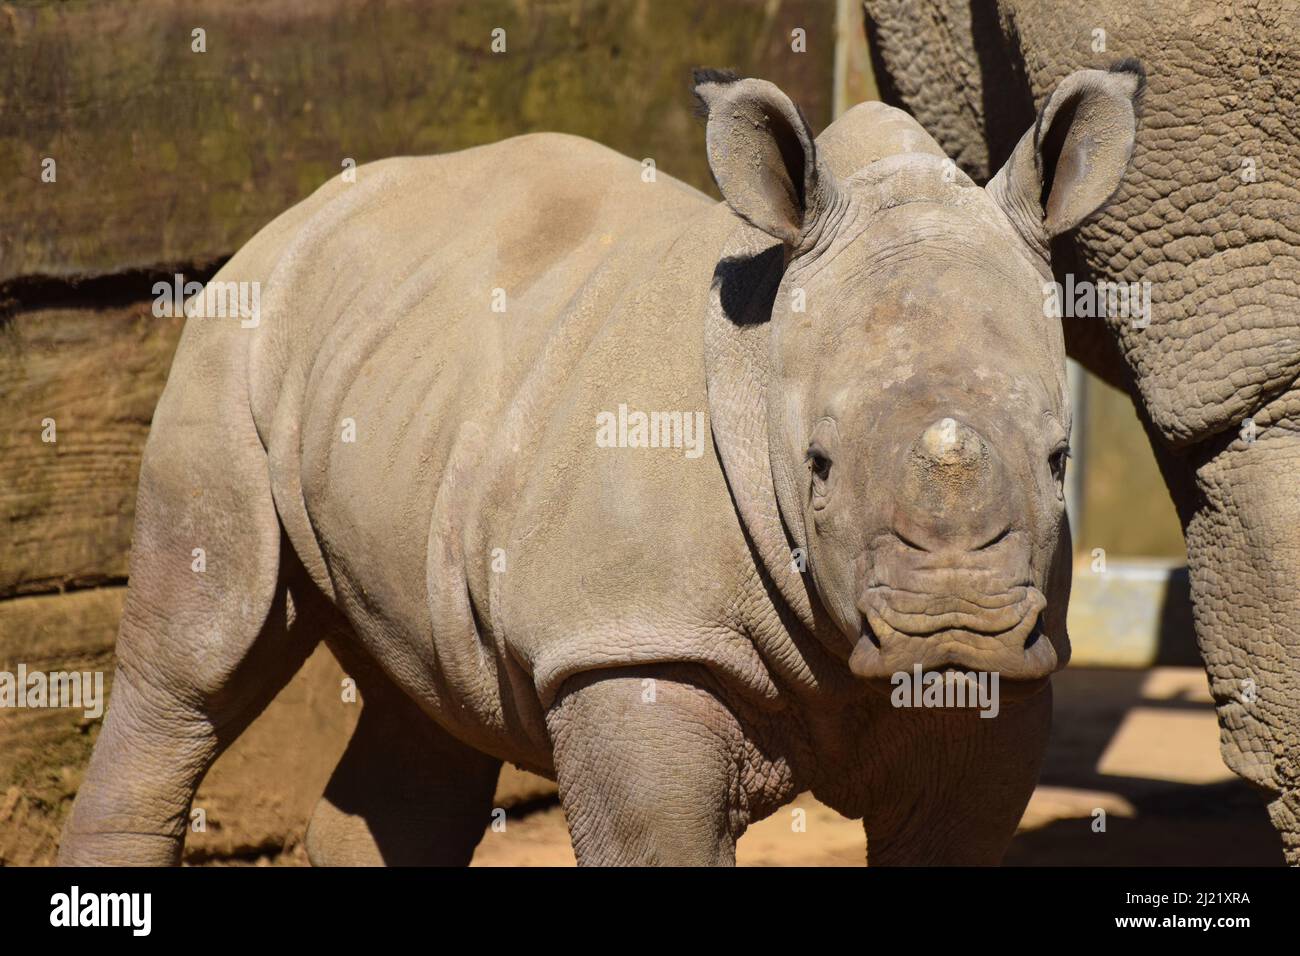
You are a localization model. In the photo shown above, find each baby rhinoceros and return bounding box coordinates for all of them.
[61,65,1143,866]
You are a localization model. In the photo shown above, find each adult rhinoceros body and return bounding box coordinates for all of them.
[61,69,1141,866]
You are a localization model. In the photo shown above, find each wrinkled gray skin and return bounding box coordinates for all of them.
[60,68,1140,866]
[864,0,1300,864]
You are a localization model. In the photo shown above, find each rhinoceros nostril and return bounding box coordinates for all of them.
[893,529,930,553]
[974,526,1012,551]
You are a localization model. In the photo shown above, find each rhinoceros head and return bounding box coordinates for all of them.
[695,67,1142,687]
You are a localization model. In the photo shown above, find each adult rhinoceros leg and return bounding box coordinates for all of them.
[547,666,770,866]
[1175,428,1300,864]
[305,658,501,866]
[862,0,1033,182]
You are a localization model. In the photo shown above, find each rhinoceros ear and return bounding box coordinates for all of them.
[693,69,839,251]
[988,61,1144,251]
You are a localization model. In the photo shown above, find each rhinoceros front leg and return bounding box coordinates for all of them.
[546,666,758,866]
[857,685,1052,865]
[1180,428,1300,864]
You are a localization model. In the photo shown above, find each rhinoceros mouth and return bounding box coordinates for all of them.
[849,583,1057,683]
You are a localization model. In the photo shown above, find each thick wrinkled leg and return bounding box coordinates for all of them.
[1182,428,1300,864]
[60,391,317,864]
[861,685,1051,865]
[546,666,750,866]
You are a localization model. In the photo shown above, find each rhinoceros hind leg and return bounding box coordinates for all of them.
[305,666,502,866]
[59,385,319,865]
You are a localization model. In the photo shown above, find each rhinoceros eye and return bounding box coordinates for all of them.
[806,421,839,509]
[1049,445,1070,493]
[809,451,832,483]
[807,449,833,508]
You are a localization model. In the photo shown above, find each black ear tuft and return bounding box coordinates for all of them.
[691,67,742,119]
[1108,57,1147,101]
[692,66,742,87]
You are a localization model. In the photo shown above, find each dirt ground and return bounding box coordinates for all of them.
[471,666,1282,867]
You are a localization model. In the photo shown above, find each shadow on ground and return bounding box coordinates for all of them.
[1002,667,1281,866]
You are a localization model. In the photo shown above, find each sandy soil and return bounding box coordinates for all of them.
[470,667,1282,867]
